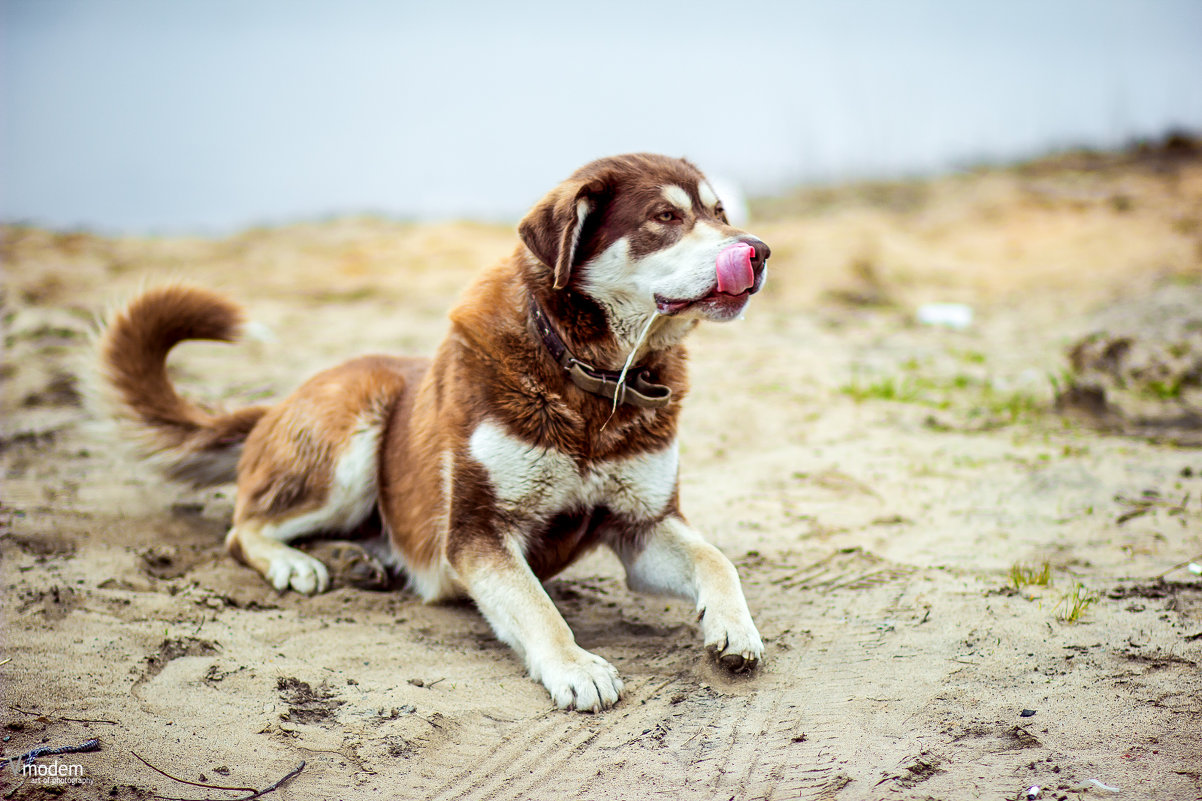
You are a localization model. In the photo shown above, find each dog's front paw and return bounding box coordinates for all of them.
[702,610,764,674]
[534,648,624,713]
[266,550,330,595]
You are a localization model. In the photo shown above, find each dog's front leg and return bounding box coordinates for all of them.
[453,539,624,712]
[617,515,763,672]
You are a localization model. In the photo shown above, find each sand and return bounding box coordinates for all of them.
[2,145,1201,800]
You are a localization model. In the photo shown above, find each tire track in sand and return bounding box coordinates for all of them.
[420,679,656,801]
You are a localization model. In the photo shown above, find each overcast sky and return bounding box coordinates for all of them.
[3,0,1201,233]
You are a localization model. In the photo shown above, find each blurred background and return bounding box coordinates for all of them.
[2,0,1201,234]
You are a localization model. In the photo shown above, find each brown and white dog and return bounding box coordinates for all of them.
[98,153,769,711]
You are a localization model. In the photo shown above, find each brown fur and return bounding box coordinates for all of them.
[98,285,269,485]
[235,356,417,523]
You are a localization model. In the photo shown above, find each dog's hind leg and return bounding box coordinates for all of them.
[225,357,407,594]
[226,520,333,594]
[226,417,385,593]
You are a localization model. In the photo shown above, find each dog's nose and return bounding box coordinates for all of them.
[741,237,770,276]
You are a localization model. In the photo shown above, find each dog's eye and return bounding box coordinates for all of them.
[714,205,727,222]
[655,210,680,223]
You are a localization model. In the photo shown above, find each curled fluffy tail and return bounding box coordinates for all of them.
[97,285,269,486]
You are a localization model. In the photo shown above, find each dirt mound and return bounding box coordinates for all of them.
[1057,282,1202,444]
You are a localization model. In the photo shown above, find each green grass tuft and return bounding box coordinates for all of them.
[841,372,1042,425]
[839,376,925,403]
[1144,378,1183,400]
[1009,562,1053,591]
[1054,581,1099,624]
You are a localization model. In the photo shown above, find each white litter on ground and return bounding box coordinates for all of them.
[916,302,973,330]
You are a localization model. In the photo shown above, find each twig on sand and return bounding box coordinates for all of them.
[8,704,119,725]
[132,751,255,793]
[1156,553,1202,580]
[132,751,305,801]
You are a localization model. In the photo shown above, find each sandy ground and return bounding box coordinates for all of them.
[3,146,1202,801]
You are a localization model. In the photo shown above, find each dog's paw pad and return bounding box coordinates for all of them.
[718,651,756,672]
[266,551,330,595]
[539,650,623,713]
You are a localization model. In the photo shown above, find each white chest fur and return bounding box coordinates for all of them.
[467,420,678,522]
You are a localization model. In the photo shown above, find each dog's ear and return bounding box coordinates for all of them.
[518,178,603,290]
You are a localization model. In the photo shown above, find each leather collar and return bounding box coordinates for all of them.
[528,296,672,409]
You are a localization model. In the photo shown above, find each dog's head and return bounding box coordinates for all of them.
[519,154,769,327]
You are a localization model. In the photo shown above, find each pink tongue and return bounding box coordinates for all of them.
[715,242,755,295]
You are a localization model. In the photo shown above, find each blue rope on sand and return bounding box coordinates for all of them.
[6,738,100,769]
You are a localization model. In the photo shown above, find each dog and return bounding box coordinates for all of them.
[98,153,769,711]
